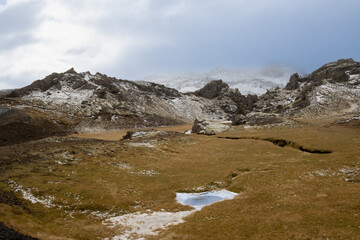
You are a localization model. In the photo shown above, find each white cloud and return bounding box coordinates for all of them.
[0,0,167,89]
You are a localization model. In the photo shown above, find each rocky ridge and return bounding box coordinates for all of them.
[232,59,360,126]
[1,68,256,144]
[4,69,247,128]
[1,59,359,145]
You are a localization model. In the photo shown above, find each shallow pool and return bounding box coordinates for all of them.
[176,190,238,210]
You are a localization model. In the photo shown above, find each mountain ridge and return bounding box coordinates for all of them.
[1,58,359,145]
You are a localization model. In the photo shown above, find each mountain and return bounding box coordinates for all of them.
[143,67,293,95]
[1,58,359,145]
[233,58,360,125]
[1,68,258,144]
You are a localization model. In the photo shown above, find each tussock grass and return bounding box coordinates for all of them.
[1,124,360,239]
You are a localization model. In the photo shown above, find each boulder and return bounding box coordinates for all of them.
[191,119,215,135]
[192,119,231,135]
[232,114,246,125]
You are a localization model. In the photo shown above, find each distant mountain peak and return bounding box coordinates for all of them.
[142,66,294,95]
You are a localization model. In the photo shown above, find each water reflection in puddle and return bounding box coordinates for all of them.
[176,190,238,210]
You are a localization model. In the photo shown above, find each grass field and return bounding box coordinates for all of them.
[1,122,359,239]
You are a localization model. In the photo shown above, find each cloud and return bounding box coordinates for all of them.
[0,0,359,89]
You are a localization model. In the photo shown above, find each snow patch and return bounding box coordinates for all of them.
[84,73,91,81]
[7,180,55,208]
[105,189,238,239]
[129,170,160,176]
[104,210,195,240]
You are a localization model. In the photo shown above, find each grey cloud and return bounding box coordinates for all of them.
[0,33,34,51]
[0,1,43,52]
[0,1,43,34]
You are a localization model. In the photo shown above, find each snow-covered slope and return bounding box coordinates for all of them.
[143,67,293,95]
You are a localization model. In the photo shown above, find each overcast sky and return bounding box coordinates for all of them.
[0,0,359,89]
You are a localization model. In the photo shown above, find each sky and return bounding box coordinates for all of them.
[0,0,359,89]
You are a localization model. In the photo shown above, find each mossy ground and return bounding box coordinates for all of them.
[1,122,360,239]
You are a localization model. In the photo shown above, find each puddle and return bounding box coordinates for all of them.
[176,190,238,210]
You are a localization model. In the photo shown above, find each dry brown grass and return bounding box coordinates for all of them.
[1,123,360,239]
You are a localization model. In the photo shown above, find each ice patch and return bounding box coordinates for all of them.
[176,190,238,210]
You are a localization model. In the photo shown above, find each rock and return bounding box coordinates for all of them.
[191,119,215,135]
[123,131,135,140]
[232,114,246,125]
[193,80,258,116]
[194,80,229,99]
[65,67,77,74]
[233,113,283,126]
[192,119,208,134]
[285,73,300,90]
[246,114,283,126]
[236,94,258,115]
[123,130,181,140]
[191,119,230,135]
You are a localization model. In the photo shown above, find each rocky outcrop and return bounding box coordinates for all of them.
[191,119,230,135]
[232,112,283,126]
[232,58,360,125]
[194,80,229,99]
[193,80,258,116]
[123,130,181,140]
[4,69,243,131]
[285,73,300,90]
[192,119,215,135]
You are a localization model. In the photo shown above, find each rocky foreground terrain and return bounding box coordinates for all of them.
[0,59,360,239]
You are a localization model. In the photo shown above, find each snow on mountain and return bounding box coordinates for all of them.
[142,67,294,95]
[232,59,360,126]
[5,68,253,132]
